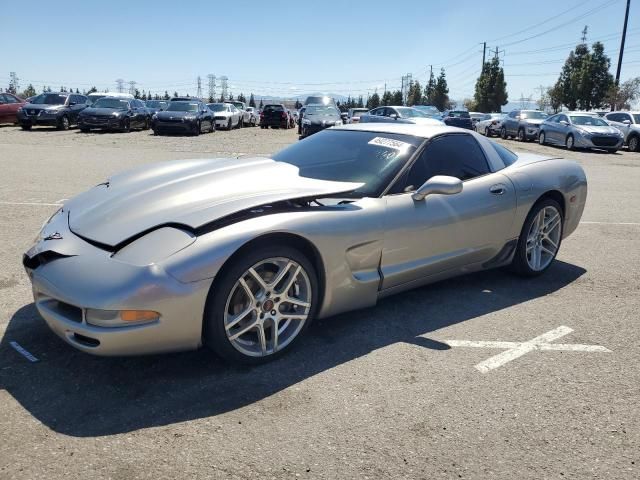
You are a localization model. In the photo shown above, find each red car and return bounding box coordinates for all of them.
[0,92,25,124]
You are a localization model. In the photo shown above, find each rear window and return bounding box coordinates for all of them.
[491,142,518,167]
[448,111,470,118]
[264,105,284,112]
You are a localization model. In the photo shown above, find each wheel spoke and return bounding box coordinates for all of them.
[228,318,259,341]
[271,318,279,353]
[281,314,308,321]
[278,265,301,294]
[281,296,310,309]
[238,278,256,304]
[540,245,556,256]
[257,324,267,354]
[225,306,254,331]
[269,261,294,288]
[543,235,558,250]
[247,267,268,293]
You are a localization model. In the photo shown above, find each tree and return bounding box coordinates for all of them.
[381,90,392,106]
[356,96,364,108]
[537,89,550,112]
[21,84,37,99]
[173,91,179,98]
[163,91,170,100]
[259,98,264,109]
[237,93,246,103]
[589,42,613,109]
[473,56,508,112]
[432,68,450,111]
[424,69,436,105]
[366,92,380,109]
[463,98,477,111]
[249,93,256,107]
[294,99,302,109]
[548,84,563,113]
[407,80,423,106]
[87,86,97,94]
[390,90,403,105]
[607,77,640,109]
[134,89,141,99]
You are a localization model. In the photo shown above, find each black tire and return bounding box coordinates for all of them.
[484,127,491,137]
[80,127,90,133]
[57,115,69,131]
[539,131,546,145]
[227,119,232,130]
[143,118,150,130]
[628,135,640,152]
[153,129,159,136]
[193,121,200,136]
[565,134,575,151]
[238,117,244,128]
[500,127,507,139]
[510,198,564,277]
[607,149,618,154]
[20,124,32,131]
[203,244,319,364]
[121,118,130,133]
[517,128,525,142]
[209,120,214,133]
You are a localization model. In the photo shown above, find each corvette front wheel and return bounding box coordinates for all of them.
[204,245,318,364]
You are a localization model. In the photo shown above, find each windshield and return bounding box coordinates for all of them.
[272,130,422,198]
[146,101,165,108]
[87,95,105,105]
[632,114,640,124]
[306,106,340,116]
[491,113,505,118]
[570,115,608,126]
[264,105,284,112]
[447,111,470,118]
[93,98,129,110]
[351,109,368,116]
[396,107,429,118]
[521,111,547,119]
[31,94,67,105]
[167,102,198,112]
[208,104,226,112]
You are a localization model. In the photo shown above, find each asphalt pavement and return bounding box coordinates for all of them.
[0,124,638,479]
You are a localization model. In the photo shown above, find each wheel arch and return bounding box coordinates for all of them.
[533,189,566,217]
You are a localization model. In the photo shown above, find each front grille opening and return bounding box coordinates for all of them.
[72,333,100,347]
[23,251,71,270]
[37,294,83,323]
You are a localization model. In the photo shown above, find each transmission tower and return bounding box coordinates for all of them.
[207,74,216,100]
[9,72,19,94]
[220,76,229,100]
[115,79,125,93]
[128,81,136,96]
[401,73,412,106]
[196,76,203,99]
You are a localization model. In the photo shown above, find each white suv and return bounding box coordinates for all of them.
[605,111,640,152]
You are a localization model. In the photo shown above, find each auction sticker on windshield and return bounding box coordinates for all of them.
[368,137,412,150]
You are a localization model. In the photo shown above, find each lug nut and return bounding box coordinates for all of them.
[271,310,276,315]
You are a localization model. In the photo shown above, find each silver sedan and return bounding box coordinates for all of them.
[539,112,624,152]
[24,124,587,363]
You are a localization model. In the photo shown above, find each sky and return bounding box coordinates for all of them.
[3,0,639,105]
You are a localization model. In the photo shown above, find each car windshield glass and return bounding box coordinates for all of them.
[208,104,226,112]
[167,102,198,112]
[447,111,470,118]
[93,98,129,109]
[414,106,439,113]
[305,106,339,116]
[396,107,428,118]
[87,95,105,105]
[632,114,640,124]
[352,109,368,115]
[146,101,164,108]
[521,111,547,119]
[272,130,422,198]
[570,115,608,126]
[264,105,284,112]
[31,94,67,105]
[491,113,505,118]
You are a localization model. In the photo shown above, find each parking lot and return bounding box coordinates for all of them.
[0,125,638,479]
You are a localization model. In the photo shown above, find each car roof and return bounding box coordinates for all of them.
[608,110,640,114]
[333,123,468,138]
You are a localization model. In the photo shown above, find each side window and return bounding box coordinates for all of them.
[508,111,517,118]
[546,115,557,123]
[622,113,632,122]
[559,114,569,123]
[5,94,18,104]
[606,113,619,122]
[0,94,7,104]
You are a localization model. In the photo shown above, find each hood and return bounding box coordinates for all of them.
[408,117,445,126]
[26,103,65,111]
[511,152,561,168]
[211,110,231,117]
[66,158,363,247]
[156,110,194,119]
[306,114,341,124]
[523,118,545,125]
[81,107,125,116]
[574,125,620,135]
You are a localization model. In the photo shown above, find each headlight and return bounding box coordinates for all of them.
[112,112,122,117]
[302,119,311,125]
[183,115,196,122]
[575,128,591,137]
[152,113,157,120]
[44,109,60,115]
[85,309,160,327]
[334,120,342,126]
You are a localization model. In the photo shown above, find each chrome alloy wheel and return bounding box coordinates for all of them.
[224,257,312,357]
[526,206,562,271]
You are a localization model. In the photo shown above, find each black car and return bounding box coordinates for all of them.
[152,101,215,136]
[78,98,151,133]
[145,100,169,114]
[441,110,473,130]
[300,104,342,137]
[17,92,89,130]
[297,106,306,134]
[260,104,290,129]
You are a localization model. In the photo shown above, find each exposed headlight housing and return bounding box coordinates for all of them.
[85,309,160,327]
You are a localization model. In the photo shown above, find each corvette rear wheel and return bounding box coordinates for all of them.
[511,199,563,276]
[204,246,317,364]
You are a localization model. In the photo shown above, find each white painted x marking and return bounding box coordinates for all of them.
[445,326,611,373]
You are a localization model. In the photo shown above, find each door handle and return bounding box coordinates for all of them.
[490,184,506,195]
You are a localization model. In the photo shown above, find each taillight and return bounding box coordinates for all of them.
[260,113,264,118]
[281,112,287,119]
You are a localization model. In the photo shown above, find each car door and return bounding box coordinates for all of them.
[0,94,9,122]
[380,133,517,290]
[505,110,519,135]
[555,114,571,143]
[543,114,558,143]
[606,113,631,140]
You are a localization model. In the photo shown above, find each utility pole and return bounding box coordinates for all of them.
[615,0,631,86]
[220,76,228,100]
[481,42,487,72]
[207,74,216,100]
[196,76,202,99]
[128,81,136,96]
[115,79,125,93]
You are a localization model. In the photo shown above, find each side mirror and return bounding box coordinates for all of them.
[68,102,76,106]
[515,115,521,120]
[623,119,632,125]
[559,120,568,126]
[412,175,463,201]
[390,114,399,120]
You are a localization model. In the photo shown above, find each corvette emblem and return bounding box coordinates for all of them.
[44,232,63,241]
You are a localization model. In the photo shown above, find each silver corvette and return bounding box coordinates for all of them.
[24,124,587,363]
